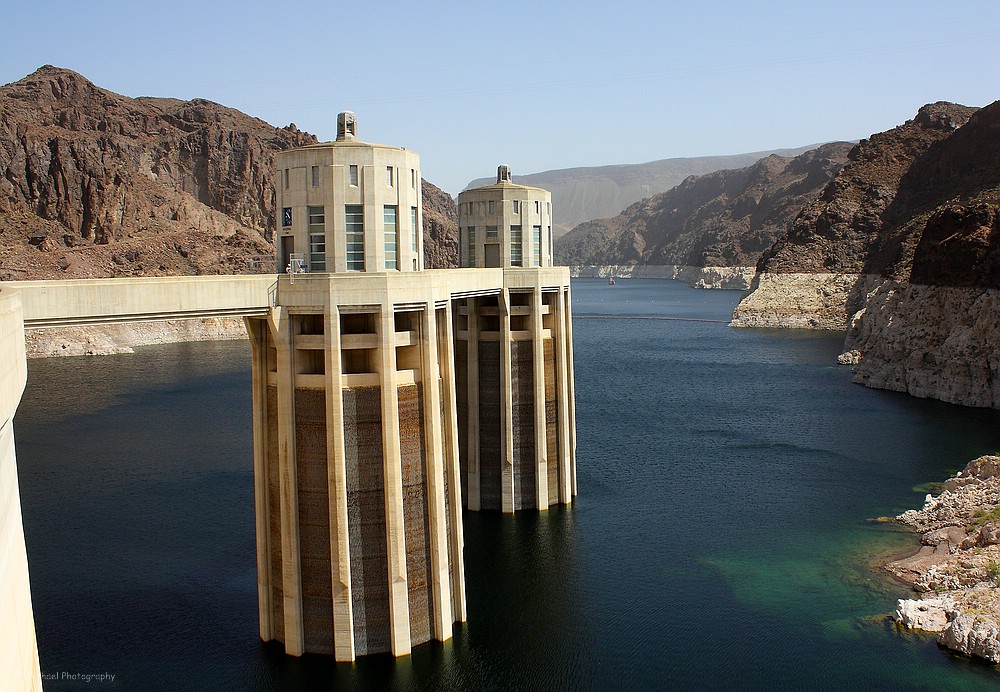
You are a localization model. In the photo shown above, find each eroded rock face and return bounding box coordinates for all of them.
[938,611,1000,663]
[895,596,953,632]
[732,102,978,332]
[734,100,1000,409]
[420,180,458,269]
[887,457,1000,664]
[844,282,1000,408]
[0,66,321,280]
[23,318,247,357]
[730,272,862,329]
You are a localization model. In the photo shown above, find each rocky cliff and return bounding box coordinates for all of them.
[0,65,459,282]
[420,179,458,269]
[732,102,978,329]
[0,65,319,280]
[732,101,1000,409]
[554,142,851,283]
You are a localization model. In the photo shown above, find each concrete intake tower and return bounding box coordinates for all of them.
[246,115,577,659]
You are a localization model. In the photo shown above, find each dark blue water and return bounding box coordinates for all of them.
[15,278,1000,690]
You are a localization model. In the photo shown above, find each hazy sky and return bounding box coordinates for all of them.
[5,1,999,194]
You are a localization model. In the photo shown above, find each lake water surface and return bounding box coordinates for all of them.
[16,278,1000,690]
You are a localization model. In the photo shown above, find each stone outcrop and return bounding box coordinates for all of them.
[731,272,865,329]
[895,596,953,632]
[569,265,755,290]
[555,143,851,272]
[420,180,458,269]
[888,456,1000,664]
[844,282,1000,408]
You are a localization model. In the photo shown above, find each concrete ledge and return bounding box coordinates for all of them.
[3,275,277,327]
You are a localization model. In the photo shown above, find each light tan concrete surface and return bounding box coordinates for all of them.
[3,274,275,327]
[0,287,42,691]
[457,166,554,269]
[275,115,423,274]
[3,266,576,665]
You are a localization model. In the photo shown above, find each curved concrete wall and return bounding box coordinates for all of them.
[0,286,42,690]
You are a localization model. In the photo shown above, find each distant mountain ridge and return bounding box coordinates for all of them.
[464,145,823,238]
[554,142,852,269]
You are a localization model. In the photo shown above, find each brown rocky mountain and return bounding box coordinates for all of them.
[0,66,458,281]
[732,100,1000,409]
[752,102,978,277]
[554,142,852,269]
[420,179,458,269]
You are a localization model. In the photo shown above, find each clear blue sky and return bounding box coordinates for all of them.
[5,0,999,195]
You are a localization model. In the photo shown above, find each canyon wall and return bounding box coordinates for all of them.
[555,143,851,272]
[732,101,1000,408]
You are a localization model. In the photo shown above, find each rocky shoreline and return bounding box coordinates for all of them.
[886,455,1000,663]
[569,265,754,290]
[729,271,864,330]
[24,317,247,357]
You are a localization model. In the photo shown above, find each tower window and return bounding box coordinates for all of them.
[349,165,359,186]
[510,225,522,266]
[513,200,520,213]
[308,205,325,271]
[311,166,319,187]
[386,166,394,187]
[411,206,418,253]
[384,205,398,270]
[346,205,364,270]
